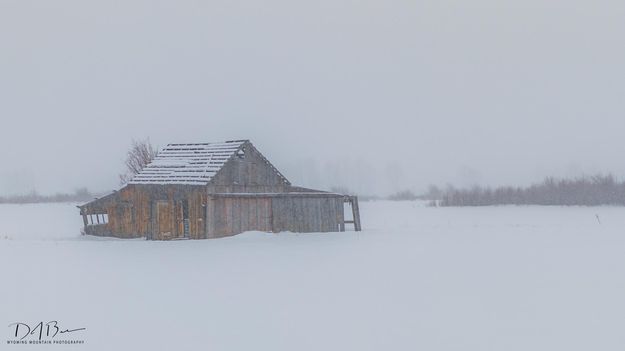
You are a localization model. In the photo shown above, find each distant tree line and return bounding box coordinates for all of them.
[331,186,423,201]
[387,190,419,201]
[0,188,94,204]
[330,186,379,201]
[436,174,625,206]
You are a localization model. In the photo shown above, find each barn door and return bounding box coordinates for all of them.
[156,200,174,239]
[118,205,133,235]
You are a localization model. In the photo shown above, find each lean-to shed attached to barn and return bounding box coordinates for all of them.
[78,140,361,240]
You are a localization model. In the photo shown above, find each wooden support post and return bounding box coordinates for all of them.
[338,199,345,232]
[81,214,88,234]
[351,196,362,231]
[341,196,361,232]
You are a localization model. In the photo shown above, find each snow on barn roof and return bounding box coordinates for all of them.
[128,140,247,185]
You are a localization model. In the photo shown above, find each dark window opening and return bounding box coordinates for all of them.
[236,147,245,158]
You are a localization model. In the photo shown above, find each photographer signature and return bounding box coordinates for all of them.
[8,321,85,341]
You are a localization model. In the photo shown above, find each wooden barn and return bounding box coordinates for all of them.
[78,140,361,240]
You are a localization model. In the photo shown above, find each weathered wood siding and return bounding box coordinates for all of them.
[271,196,343,233]
[205,194,344,238]
[206,196,273,238]
[80,184,207,239]
[207,143,290,193]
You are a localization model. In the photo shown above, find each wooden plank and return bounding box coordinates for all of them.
[338,199,345,232]
[241,198,250,232]
[271,198,283,232]
[320,198,327,231]
[352,196,362,231]
[148,200,153,240]
[232,197,241,235]
[263,198,272,232]
[214,198,224,237]
[303,197,311,232]
[206,196,215,238]
[326,198,334,232]
[81,215,88,231]
[314,198,323,232]
[249,198,258,230]
[226,197,234,236]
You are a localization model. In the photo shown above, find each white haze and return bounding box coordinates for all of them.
[1,0,625,196]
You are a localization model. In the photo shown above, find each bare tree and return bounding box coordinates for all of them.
[119,138,157,185]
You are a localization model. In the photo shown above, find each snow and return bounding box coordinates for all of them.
[2,201,625,350]
[128,140,245,185]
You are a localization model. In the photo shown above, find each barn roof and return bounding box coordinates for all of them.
[128,140,249,185]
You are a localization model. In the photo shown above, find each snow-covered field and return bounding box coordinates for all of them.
[2,201,625,350]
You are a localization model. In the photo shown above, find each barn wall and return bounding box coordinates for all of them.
[205,194,344,238]
[80,184,207,239]
[271,196,343,233]
[205,196,273,238]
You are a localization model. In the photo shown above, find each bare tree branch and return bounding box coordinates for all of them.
[119,138,157,185]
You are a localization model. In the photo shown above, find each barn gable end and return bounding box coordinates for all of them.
[207,141,291,193]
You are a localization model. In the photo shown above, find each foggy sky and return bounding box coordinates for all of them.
[1,0,625,196]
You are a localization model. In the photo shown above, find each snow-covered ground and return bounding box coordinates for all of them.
[2,201,625,350]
